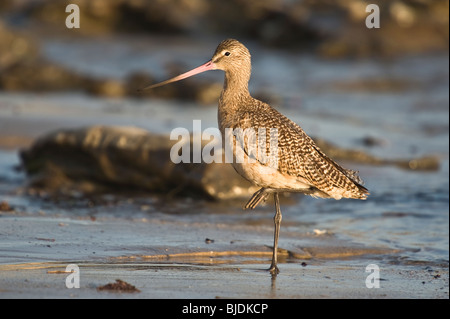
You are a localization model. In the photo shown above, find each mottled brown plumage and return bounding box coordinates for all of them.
[214,40,368,201]
[142,38,369,275]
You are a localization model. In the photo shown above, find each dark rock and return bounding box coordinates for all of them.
[0,201,13,212]
[0,23,97,92]
[3,0,447,56]
[86,78,126,98]
[97,279,140,293]
[0,22,39,70]
[0,58,90,92]
[19,126,258,200]
[314,0,449,58]
[358,136,387,147]
[314,138,440,171]
[12,0,205,35]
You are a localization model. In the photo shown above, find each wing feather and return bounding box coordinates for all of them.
[232,101,369,199]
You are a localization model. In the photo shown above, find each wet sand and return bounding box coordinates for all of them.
[0,211,447,299]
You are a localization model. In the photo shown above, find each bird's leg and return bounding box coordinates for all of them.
[244,187,270,209]
[269,192,282,275]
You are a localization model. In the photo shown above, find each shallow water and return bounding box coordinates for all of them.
[0,35,448,272]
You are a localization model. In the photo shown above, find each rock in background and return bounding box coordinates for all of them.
[19,126,259,200]
[0,1,448,98]
[1,0,447,55]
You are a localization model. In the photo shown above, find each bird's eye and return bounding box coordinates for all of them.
[224,51,231,56]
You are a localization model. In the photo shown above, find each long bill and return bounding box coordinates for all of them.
[138,60,216,91]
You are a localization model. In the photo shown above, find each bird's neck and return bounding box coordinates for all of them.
[218,71,252,133]
[220,70,251,106]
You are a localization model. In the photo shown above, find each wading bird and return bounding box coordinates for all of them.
[140,39,369,275]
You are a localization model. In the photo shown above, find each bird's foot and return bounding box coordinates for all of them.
[245,188,272,209]
[268,264,280,275]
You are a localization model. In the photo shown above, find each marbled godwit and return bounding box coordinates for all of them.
[141,39,369,275]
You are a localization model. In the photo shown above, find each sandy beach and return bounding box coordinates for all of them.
[0,201,446,299]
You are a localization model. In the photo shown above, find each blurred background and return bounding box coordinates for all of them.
[0,0,448,279]
[0,0,448,101]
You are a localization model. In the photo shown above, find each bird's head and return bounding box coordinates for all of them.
[138,39,251,91]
